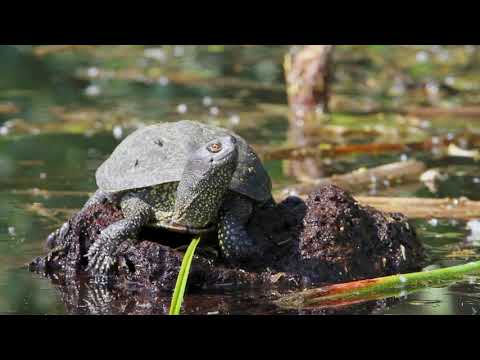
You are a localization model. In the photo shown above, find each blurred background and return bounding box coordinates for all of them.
[1,45,480,314]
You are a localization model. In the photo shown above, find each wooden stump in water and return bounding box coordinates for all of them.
[284,45,335,181]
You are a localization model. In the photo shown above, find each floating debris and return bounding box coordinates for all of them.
[447,144,480,160]
[0,102,19,114]
[420,169,449,193]
[446,249,478,259]
[466,219,480,243]
[7,226,16,237]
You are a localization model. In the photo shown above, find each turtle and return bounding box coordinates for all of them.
[47,120,273,274]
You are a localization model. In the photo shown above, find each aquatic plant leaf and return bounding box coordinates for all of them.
[169,237,201,315]
[276,260,480,310]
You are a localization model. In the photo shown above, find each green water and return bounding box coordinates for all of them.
[1,45,480,314]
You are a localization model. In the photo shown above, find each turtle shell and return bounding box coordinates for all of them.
[96,120,272,202]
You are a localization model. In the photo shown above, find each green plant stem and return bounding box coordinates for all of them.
[275,260,480,310]
[169,237,201,315]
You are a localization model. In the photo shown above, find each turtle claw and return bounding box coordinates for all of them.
[46,231,58,250]
[85,237,117,275]
[84,207,150,275]
[46,221,70,250]
[59,221,70,238]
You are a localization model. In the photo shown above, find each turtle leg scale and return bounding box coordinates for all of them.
[86,195,153,275]
[218,196,258,260]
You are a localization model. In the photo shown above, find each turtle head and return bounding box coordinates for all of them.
[173,135,239,228]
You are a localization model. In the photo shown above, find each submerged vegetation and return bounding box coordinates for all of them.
[1,45,480,314]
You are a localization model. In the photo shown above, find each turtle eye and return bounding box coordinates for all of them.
[207,142,222,153]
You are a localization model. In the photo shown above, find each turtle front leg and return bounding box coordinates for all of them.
[82,189,118,210]
[86,195,153,274]
[46,190,117,250]
[218,196,258,260]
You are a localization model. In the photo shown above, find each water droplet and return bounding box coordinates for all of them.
[113,126,123,140]
[437,50,450,62]
[0,126,9,136]
[85,85,101,97]
[229,114,240,126]
[419,120,431,129]
[158,76,169,86]
[466,219,480,243]
[177,104,188,114]
[416,51,429,63]
[173,45,185,57]
[209,106,219,116]
[400,154,408,162]
[144,48,166,62]
[426,81,439,96]
[202,96,213,106]
[445,76,455,86]
[87,67,99,78]
[428,218,438,227]
[39,172,47,179]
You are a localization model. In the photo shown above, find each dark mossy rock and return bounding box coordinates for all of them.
[31,201,290,291]
[29,184,425,313]
[295,185,425,285]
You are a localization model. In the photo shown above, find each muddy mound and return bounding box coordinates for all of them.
[29,184,425,313]
[296,185,424,284]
